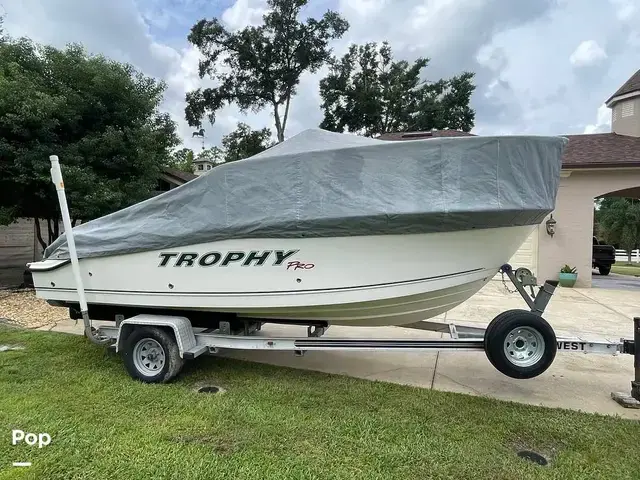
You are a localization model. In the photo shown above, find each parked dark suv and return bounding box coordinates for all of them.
[592,236,616,275]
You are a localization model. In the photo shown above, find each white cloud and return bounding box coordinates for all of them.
[609,0,637,21]
[221,0,268,31]
[161,43,208,101]
[569,40,608,67]
[3,0,640,149]
[583,104,612,134]
[476,45,509,72]
[338,0,387,17]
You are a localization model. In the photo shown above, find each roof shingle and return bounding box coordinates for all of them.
[561,133,640,168]
[605,68,640,105]
[161,166,197,183]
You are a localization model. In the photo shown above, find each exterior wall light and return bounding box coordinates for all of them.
[545,214,557,238]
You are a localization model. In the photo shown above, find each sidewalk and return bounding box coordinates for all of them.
[39,281,640,419]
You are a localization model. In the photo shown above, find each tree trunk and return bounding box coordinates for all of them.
[281,93,292,139]
[273,103,284,143]
[34,219,47,253]
[47,218,54,245]
[628,250,632,264]
[45,217,61,245]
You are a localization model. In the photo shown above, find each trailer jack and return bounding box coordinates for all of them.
[610,317,640,409]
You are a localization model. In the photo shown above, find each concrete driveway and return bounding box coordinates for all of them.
[592,270,640,290]
[42,281,640,419]
[219,281,640,419]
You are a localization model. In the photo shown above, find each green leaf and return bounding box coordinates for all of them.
[0,37,179,245]
[319,42,476,137]
[595,197,640,254]
[222,122,274,163]
[185,0,349,141]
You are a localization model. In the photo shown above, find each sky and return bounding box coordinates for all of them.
[3,0,640,151]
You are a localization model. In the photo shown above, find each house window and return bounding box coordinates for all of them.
[207,164,212,170]
[621,100,635,118]
[197,164,204,171]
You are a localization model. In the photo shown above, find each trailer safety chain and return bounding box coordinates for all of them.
[500,272,519,295]
[500,265,538,298]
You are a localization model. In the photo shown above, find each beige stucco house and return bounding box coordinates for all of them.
[381,68,640,287]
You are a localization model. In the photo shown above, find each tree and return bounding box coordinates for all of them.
[0,37,179,250]
[196,146,225,164]
[222,122,274,162]
[596,197,640,263]
[319,41,476,137]
[167,148,195,174]
[185,0,349,142]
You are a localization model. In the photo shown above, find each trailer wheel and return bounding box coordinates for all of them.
[121,326,184,383]
[484,309,556,379]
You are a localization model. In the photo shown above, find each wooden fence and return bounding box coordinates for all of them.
[0,218,62,288]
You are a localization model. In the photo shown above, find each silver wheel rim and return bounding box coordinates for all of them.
[133,338,166,376]
[503,326,545,367]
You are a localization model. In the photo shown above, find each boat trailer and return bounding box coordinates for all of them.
[49,155,639,407]
[93,265,637,397]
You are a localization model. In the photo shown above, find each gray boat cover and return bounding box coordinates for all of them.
[45,129,568,260]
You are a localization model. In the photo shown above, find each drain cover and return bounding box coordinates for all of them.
[517,450,548,466]
[197,386,222,394]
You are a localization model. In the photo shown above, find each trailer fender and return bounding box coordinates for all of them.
[115,314,197,358]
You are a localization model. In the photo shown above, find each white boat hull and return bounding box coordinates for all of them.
[29,225,534,326]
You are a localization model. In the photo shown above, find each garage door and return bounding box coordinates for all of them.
[492,227,538,280]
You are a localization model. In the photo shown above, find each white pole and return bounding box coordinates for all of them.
[49,155,111,345]
[50,155,88,314]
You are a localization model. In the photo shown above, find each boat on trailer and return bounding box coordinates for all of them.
[26,130,639,394]
[32,227,534,327]
[31,129,565,328]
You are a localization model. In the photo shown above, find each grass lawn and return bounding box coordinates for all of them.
[1,325,639,480]
[611,263,640,277]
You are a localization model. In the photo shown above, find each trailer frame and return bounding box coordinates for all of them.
[91,264,636,390]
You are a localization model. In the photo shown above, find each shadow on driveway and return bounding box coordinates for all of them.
[592,270,640,290]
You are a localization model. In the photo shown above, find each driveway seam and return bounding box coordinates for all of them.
[430,330,445,390]
[571,289,632,320]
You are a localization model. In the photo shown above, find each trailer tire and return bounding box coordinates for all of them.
[121,326,184,384]
[484,309,556,379]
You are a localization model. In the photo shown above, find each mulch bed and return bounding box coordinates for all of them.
[0,289,69,329]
